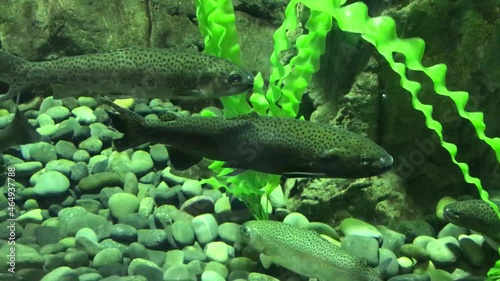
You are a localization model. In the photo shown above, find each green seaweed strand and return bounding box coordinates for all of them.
[259,1,332,117]
[195,0,251,117]
[195,0,274,220]
[298,0,499,214]
[297,0,500,276]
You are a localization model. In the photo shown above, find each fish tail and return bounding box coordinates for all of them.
[99,98,148,152]
[0,51,28,102]
[0,51,26,81]
[11,109,42,145]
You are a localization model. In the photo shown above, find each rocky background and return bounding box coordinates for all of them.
[0,0,499,228]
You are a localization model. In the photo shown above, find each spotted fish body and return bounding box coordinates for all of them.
[443,200,500,241]
[101,98,393,178]
[240,220,382,281]
[0,47,254,101]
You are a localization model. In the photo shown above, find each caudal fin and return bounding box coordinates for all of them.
[99,98,149,151]
[13,109,42,145]
[0,109,42,152]
[0,51,28,102]
[0,51,26,81]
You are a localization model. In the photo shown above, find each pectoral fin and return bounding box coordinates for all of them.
[319,148,341,160]
[259,253,273,269]
[167,147,202,170]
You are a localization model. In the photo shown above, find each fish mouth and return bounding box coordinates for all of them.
[377,154,394,173]
[226,80,254,96]
[442,206,460,222]
[240,73,255,92]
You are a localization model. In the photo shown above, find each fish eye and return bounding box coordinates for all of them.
[228,74,242,85]
[359,156,371,166]
[240,226,251,237]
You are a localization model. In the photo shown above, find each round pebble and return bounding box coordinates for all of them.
[78,172,121,192]
[33,171,70,196]
[92,248,123,268]
[128,258,163,281]
[426,236,460,265]
[341,234,379,266]
[283,212,310,228]
[205,241,230,263]
[182,179,203,197]
[78,137,103,154]
[110,223,138,243]
[73,149,91,162]
[218,222,241,244]
[72,106,97,124]
[30,142,57,164]
[108,193,140,220]
[46,106,70,121]
[339,218,382,242]
[129,150,154,176]
[181,195,215,216]
[201,271,225,281]
[172,220,195,245]
[163,264,196,281]
[192,214,219,244]
[55,140,78,159]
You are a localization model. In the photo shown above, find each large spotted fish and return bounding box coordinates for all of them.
[0,47,254,101]
[240,220,384,281]
[100,98,393,178]
[443,200,500,243]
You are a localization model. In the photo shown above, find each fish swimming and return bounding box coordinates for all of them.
[101,98,393,178]
[443,200,500,242]
[240,220,383,281]
[0,109,42,153]
[0,47,254,102]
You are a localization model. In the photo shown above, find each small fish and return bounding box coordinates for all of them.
[0,109,42,153]
[443,200,500,242]
[240,220,383,281]
[101,98,393,178]
[0,47,254,102]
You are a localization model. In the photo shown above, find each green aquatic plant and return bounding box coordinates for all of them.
[299,0,500,277]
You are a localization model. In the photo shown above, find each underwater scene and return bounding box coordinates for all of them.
[0,0,498,280]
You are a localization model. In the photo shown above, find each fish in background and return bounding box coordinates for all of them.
[0,47,254,102]
[240,220,385,281]
[443,199,500,246]
[100,98,393,179]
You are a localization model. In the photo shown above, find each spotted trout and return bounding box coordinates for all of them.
[101,98,392,178]
[240,220,383,281]
[443,200,500,242]
[0,47,254,102]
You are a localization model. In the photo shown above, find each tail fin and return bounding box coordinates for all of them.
[99,98,149,151]
[12,109,42,145]
[0,51,28,102]
[0,51,26,82]
[0,109,43,153]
